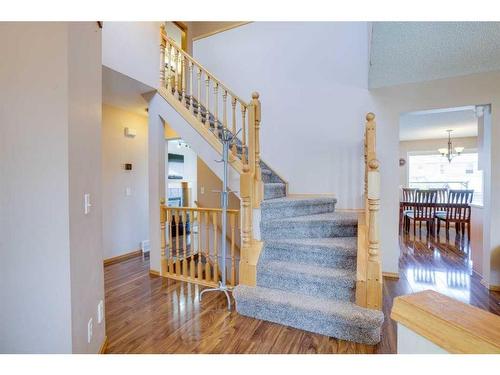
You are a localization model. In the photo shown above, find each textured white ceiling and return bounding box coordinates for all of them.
[370,22,500,88]
[102,66,153,117]
[400,107,478,141]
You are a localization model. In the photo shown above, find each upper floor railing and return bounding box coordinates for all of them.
[356,113,382,310]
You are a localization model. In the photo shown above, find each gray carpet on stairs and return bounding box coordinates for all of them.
[233,195,384,345]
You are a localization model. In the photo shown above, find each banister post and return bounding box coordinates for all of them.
[367,158,382,310]
[239,165,257,285]
[160,25,166,88]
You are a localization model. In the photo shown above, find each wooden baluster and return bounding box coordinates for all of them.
[159,26,166,89]
[230,212,236,285]
[166,43,172,93]
[204,211,211,282]
[212,212,219,283]
[182,210,188,276]
[213,83,219,137]
[222,90,228,133]
[197,68,202,122]
[181,55,187,106]
[205,76,210,128]
[197,210,203,281]
[241,104,247,164]
[189,61,194,114]
[168,208,174,274]
[231,97,237,156]
[175,209,180,276]
[189,210,196,279]
[160,206,166,275]
[174,48,180,98]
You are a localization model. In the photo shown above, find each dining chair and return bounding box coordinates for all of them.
[404,189,438,236]
[400,188,417,233]
[436,203,472,241]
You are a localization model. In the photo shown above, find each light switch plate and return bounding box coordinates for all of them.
[125,187,132,196]
[87,318,93,343]
[84,193,91,215]
[97,300,104,324]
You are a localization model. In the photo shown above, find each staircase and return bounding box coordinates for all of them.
[234,195,384,344]
[158,27,384,345]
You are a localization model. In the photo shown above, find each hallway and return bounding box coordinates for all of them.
[103,233,500,354]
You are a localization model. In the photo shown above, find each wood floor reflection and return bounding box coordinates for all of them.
[104,231,500,354]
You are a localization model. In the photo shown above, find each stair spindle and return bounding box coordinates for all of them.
[197,68,202,122]
[212,212,219,283]
[182,210,188,276]
[181,56,187,106]
[168,208,174,274]
[231,97,237,156]
[241,104,247,165]
[189,61,194,113]
[174,49,180,99]
[189,209,196,279]
[205,76,210,128]
[223,90,228,132]
[213,83,219,137]
[204,211,211,282]
[159,28,166,89]
[230,212,236,286]
[167,43,172,92]
[175,209,181,276]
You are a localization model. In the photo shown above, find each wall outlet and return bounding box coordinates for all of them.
[97,300,104,324]
[125,187,132,196]
[87,318,93,343]
[200,186,205,194]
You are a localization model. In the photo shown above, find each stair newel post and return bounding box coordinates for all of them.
[239,164,254,285]
[159,26,166,89]
[367,158,382,310]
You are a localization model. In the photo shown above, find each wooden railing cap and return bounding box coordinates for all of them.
[391,290,500,354]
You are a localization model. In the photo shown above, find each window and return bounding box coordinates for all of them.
[408,152,483,206]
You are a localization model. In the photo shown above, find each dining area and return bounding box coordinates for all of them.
[399,188,474,241]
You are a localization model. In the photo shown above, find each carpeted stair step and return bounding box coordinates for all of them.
[261,212,357,240]
[257,260,355,301]
[264,182,287,200]
[261,237,357,269]
[233,285,384,345]
[261,196,337,221]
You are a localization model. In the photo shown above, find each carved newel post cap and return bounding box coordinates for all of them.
[252,92,260,100]
[366,112,375,121]
[368,159,380,170]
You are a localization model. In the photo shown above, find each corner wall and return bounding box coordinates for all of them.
[0,22,105,353]
[102,104,149,260]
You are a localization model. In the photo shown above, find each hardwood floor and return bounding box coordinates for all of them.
[104,230,500,354]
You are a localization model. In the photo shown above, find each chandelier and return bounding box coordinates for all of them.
[438,130,464,163]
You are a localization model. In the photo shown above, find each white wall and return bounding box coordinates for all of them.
[102,105,149,260]
[0,22,105,353]
[0,22,73,353]
[193,22,500,280]
[67,23,105,354]
[194,22,372,209]
[102,22,161,89]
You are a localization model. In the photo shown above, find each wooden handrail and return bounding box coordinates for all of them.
[160,204,239,214]
[159,25,264,286]
[391,290,500,353]
[161,31,249,107]
[356,113,382,310]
